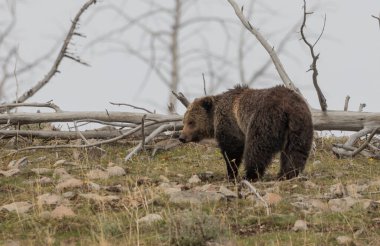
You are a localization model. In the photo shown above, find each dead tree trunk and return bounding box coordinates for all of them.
[168,0,181,113]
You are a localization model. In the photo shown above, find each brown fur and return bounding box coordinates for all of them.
[179,85,314,181]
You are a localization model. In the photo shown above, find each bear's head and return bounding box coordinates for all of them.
[179,96,215,143]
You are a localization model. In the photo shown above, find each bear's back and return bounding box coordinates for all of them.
[216,85,309,133]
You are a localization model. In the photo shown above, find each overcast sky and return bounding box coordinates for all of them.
[2,0,380,116]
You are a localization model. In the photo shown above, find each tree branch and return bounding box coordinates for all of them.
[0,101,63,112]
[171,91,190,108]
[109,102,153,114]
[5,0,97,110]
[300,0,327,111]
[372,14,380,29]
[240,180,270,215]
[332,127,379,158]
[124,123,177,161]
[226,0,302,95]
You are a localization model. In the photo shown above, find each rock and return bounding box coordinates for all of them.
[163,187,182,195]
[53,168,72,181]
[158,182,182,195]
[86,182,101,191]
[0,168,20,177]
[195,184,214,192]
[329,183,347,198]
[31,168,52,175]
[105,184,125,193]
[3,240,21,246]
[206,241,237,246]
[53,159,67,166]
[53,167,69,177]
[188,174,201,184]
[53,159,78,167]
[303,181,318,189]
[291,197,329,212]
[51,205,75,219]
[346,184,368,198]
[373,217,380,224]
[353,229,364,239]
[263,193,282,206]
[37,193,64,206]
[336,236,353,245]
[169,191,224,205]
[8,157,28,169]
[35,156,47,162]
[62,191,76,199]
[106,166,126,177]
[309,199,329,211]
[39,211,51,219]
[313,160,321,166]
[359,199,378,210]
[176,173,184,178]
[39,177,53,185]
[264,185,280,194]
[219,186,238,198]
[56,178,83,191]
[198,171,215,181]
[159,175,170,183]
[369,179,380,188]
[24,176,53,185]
[86,169,109,180]
[1,201,33,214]
[292,219,308,231]
[79,193,120,203]
[328,197,358,212]
[137,213,163,225]
[137,177,152,186]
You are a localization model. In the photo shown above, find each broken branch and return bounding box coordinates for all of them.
[344,96,350,111]
[125,123,177,161]
[109,102,153,114]
[0,101,63,112]
[240,180,270,215]
[171,91,190,108]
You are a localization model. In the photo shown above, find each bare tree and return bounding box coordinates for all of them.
[0,1,55,102]
[87,0,242,112]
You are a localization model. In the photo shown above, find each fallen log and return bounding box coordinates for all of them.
[0,111,182,125]
[0,123,183,140]
[1,110,380,132]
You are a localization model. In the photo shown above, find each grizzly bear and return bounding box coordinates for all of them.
[179,85,313,181]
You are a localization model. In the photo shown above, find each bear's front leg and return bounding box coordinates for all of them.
[217,136,244,181]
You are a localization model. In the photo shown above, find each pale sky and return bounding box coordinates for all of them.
[2,0,380,116]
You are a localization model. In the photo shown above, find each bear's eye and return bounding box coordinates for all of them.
[188,121,195,127]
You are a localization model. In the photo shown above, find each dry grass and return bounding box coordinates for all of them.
[0,136,380,245]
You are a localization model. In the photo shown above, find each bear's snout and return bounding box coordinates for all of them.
[178,134,187,143]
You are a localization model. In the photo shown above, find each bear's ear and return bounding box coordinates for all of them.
[201,97,214,112]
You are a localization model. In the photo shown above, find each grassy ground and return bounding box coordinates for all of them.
[0,136,380,245]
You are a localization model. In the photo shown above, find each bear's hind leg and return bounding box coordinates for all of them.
[278,130,312,180]
[244,114,285,182]
[244,147,274,181]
